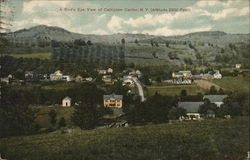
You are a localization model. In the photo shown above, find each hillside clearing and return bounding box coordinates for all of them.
[32,106,74,128]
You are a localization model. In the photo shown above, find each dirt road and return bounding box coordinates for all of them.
[194,80,222,90]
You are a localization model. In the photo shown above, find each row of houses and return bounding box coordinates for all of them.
[62,93,123,108]
[97,68,113,74]
[171,70,222,84]
[172,70,222,80]
[62,94,227,120]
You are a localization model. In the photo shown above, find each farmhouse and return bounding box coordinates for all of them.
[50,70,63,81]
[102,75,112,83]
[107,68,113,73]
[74,75,84,82]
[103,94,123,108]
[172,78,192,84]
[235,64,241,69]
[172,70,192,78]
[178,102,204,120]
[203,95,227,107]
[213,70,222,79]
[62,97,72,107]
[98,69,107,74]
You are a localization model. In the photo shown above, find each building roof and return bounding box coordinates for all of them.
[63,96,72,100]
[178,102,204,113]
[103,94,123,100]
[179,71,191,74]
[203,95,227,102]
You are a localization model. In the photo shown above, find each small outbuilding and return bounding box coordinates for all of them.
[62,97,72,107]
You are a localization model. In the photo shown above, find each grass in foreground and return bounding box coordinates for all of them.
[147,84,205,96]
[3,52,51,59]
[0,117,249,160]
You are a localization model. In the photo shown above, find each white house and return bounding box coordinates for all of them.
[235,64,241,69]
[203,95,227,107]
[50,70,63,81]
[178,102,204,120]
[98,69,107,74]
[62,97,72,107]
[62,75,72,82]
[107,68,113,73]
[172,71,192,78]
[213,70,222,79]
[85,77,93,82]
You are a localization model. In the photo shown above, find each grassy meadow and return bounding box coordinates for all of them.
[212,76,250,94]
[32,106,74,129]
[3,52,51,59]
[146,84,205,96]
[0,117,249,160]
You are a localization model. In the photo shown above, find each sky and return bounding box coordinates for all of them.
[3,0,250,36]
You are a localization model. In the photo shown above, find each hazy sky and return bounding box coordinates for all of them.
[5,0,250,36]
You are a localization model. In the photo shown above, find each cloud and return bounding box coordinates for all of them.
[124,13,178,28]
[107,15,124,32]
[200,7,249,20]
[195,1,223,8]
[195,0,244,8]
[142,26,212,36]
[22,1,70,14]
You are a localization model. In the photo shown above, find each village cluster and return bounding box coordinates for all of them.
[0,65,240,122]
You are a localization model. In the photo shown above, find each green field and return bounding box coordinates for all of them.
[0,117,249,160]
[41,82,78,91]
[32,106,74,129]
[3,52,51,59]
[147,84,205,96]
[212,76,250,94]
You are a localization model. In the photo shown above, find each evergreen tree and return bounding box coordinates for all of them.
[58,117,66,128]
[48,109,57,126]
[72,104,100,129]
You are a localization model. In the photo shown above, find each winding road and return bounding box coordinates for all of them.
[132,77,146,102]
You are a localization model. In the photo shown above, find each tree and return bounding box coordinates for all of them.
[140,75,151,85]
[156,77,161,83]
[180,89,187,97]
[209,86,217,94]
[72,104,99,129]
[48,109,57,126]
[87,40,93,45]
[165,42,169,47]
[168,107,186,120]
[150,40,154,46]
[121,38,125,45]
[0,98,38,137]
[217,97,243,118]
[58,117,66,128]
[134,39,139,45]
[198,101,217,118]
[155,42,159,47]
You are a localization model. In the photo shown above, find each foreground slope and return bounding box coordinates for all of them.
[0,117,249,160]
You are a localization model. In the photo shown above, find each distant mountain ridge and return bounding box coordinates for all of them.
[5,25,250,44]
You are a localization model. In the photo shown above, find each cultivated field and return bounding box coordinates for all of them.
[3,52,51,59]
[0,117,249,160]
[146,84,205,96]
